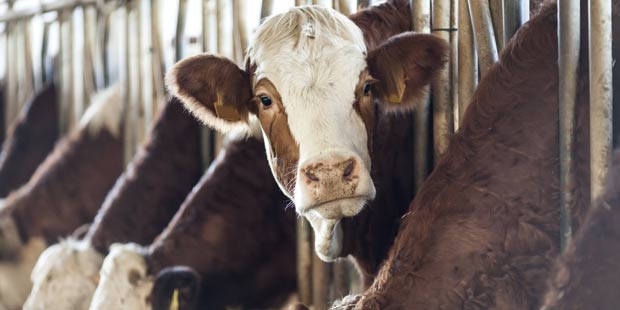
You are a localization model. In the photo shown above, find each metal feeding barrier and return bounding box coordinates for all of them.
[0,0,615,309]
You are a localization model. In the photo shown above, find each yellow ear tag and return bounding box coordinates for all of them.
[386,79,406,104]
[213,92,242,122]
[170,288,179,310]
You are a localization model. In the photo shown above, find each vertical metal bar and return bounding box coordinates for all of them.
[356,0,369,10]
[41,20,51,85]
[412,0,431,193]
[83,6,96,103]
[4,2,16,134]
[151,0,165,109]
[297,219,313,305]
[449,0,458,129]
[21,20,34,105]
[134,0,145,145]
[431,0,454,159]
[337,0,351,15]
[457,0,476,125]
[589,0,613,202]
[503,0,524,44]
[468,0,498,77]
[175,0,187,62]
[215,0,223,54]
[488,0,503,51]
[59,8,75,134]
[311,251,331,310]
[261,0,273,19]
[123,4,134,164]
[558,0,580,251]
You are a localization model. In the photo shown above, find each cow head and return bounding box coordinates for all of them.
[167,6,447,261]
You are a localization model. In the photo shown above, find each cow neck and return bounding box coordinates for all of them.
[86,100,203,254]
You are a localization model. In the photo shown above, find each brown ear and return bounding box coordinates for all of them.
[166,54,253,132]
[367,32,449,111]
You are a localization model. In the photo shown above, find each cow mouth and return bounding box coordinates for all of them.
[301,196,369,261]
[303,196,369,220]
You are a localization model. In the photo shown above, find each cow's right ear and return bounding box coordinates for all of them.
[166,54,253,132]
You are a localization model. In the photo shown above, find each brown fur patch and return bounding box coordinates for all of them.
[254,78,300,196]
[0,84,59,197]
[86,99,203,254]
[1,120,124,243]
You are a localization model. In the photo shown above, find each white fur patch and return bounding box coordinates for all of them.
[89,243,153,310]
[23,239,103,310]
[0,237,46,310]
[79,83,124,138]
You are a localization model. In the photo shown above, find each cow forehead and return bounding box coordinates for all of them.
[248,6,368,94]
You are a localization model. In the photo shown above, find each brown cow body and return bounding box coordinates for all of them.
[0,84,59,198]
[331,1,593,309]
[89,137,297,310]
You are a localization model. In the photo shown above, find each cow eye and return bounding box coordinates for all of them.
[260,96,272,106]
[363,83,371,96]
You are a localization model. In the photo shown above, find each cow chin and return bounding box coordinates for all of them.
[304,211,344,262]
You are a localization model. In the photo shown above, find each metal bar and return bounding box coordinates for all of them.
[134,0,145,145]
[488,0,503,51]
[431,0,454,159]
[337,0,351,15]
[175,0,187,62]
[311,251,331,310]
[123,4,134,164]
[558,0,580,251]
[589,0,613,202]
[261,0,273,19]
[412,0,431,193]
[503,0,524,44]
[151,0,164,103]
[59,8,75,133]
[297,219,313,305]
[40,20,52,85]
[0,0,97,23]
[468,0,498,77]
[21,19,35,102]
[457,0,476,125]
[450,0,458,129]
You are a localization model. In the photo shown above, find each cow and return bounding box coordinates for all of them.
[167,0,431,288]
[0,84,59,198]
[324,1,593,309]
[540,149,620,310]
[88,137,297,310]
[0,84,124,310]
[23,98,203,310]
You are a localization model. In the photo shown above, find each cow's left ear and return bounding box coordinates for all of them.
[367,32,449,111]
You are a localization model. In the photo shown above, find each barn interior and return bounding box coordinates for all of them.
[0,0,618,309]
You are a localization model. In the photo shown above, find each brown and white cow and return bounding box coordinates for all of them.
[0,85,124,309]
[0,83,59,198]
[540,150,620,310]
[89,137,297,310]
[23,98,203,310]
[167,0,443,273]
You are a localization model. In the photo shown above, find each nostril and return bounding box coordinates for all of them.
[342,159,355,178]
[305,171,320,182]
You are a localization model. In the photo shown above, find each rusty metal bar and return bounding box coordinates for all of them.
[468,0,498,77]
[431,0,454,159]
[59,8,75,133]
[123,4,134,164]
[199,0,215,169]
[412,0,431,193]
[457,0,476,125]
[589,0,614,202]
[558,0,580,251]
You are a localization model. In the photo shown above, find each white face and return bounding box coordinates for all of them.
[89,243,153,310]
[24,240,103,310]
[247,6,377,261]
